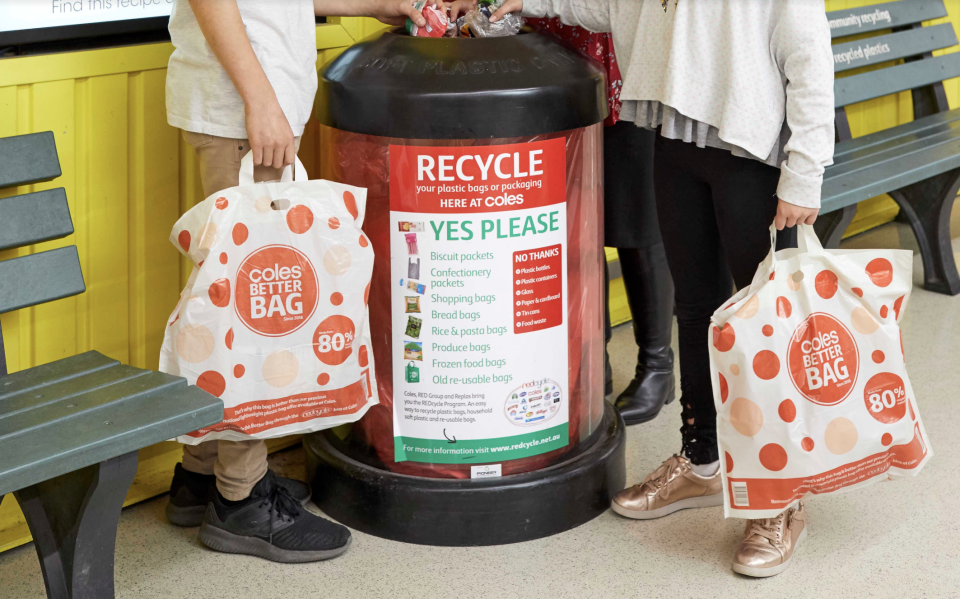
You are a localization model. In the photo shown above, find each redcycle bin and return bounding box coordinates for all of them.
[304,29,625,546]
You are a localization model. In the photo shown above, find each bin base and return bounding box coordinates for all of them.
[304,402,625,546]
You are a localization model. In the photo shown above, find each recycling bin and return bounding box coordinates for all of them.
[304,29,625,546]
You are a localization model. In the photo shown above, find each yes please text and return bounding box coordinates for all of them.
[430,212,560,241]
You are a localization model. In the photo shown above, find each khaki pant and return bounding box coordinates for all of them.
[180,130,302,500]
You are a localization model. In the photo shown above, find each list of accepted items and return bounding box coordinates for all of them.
[388,139,570,465]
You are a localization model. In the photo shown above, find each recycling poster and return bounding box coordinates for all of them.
[389,139,569,469]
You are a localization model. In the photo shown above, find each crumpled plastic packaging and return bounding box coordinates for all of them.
[466,0,524,37]
[406,0,448,38]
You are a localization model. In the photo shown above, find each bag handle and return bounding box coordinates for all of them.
[750,222,825,290]
[767,222,823,265]
[238,151,308,186]
[796,223,823,255]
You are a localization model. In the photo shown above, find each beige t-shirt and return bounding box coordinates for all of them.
[166,0,318,139]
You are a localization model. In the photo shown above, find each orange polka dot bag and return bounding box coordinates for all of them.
[160,155,378,444]
[710,224,931,518]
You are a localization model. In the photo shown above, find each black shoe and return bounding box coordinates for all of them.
[166,463,313,527]
[166,463,215,527]
[613,244,676,425]
[198,471,351,563]
[614,364,676,424]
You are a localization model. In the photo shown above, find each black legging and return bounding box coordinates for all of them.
[654,135,796,465]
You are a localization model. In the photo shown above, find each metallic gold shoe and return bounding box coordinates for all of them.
[732,502,807,578]
[610,454,723,520]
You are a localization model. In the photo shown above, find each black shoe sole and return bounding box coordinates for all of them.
[619,388,676,426]
[198,521,352,563]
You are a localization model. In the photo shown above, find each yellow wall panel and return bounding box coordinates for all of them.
[86,74,131,365]
[129,69,184,370]
[30,80,80,368]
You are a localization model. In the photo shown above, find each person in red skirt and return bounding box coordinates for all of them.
[525,18,677,425]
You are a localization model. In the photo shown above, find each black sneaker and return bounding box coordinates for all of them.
[166,463,215,527]
[198,471,351,563]
[166,463,313,527]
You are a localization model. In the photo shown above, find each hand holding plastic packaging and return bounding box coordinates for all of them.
[710,225,931,518]
[161,154,378,444]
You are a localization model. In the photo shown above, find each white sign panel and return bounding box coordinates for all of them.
[0,0,173,33]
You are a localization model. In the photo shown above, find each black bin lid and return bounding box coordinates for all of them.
[319,30,607,139]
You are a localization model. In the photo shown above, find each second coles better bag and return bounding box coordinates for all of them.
[160,154,378,444]
[710,225,931,518]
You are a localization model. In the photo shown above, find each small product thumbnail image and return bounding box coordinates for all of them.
[404,341,423,361]
[405,315,423,339]
[405,360,420,383]
[398,221,425,233]
[408,257,420,279]
[405,233,419,256]
[400,279,426,295]
[405,296,422,313]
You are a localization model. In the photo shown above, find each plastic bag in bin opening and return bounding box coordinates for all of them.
[160,154,378,444]
[465,0,524,38]
[406,0,449,37]
[710,225,931,518]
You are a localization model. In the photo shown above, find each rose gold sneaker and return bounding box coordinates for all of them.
[732,502,807,578]
[610,454,723,520]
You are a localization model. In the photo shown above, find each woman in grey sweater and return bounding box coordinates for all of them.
[451,0,834,577]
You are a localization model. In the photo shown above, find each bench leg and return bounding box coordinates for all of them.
[13,452,138,599]
[888,170,960,296]
[814,204,857,249]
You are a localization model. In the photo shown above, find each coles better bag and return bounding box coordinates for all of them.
[710,224,931,518]
[160,154,378,444]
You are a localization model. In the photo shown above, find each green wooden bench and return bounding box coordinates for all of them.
[818,0,960,295]
[0,132,223,599]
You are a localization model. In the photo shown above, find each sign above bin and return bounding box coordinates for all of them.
[0,0,172,45]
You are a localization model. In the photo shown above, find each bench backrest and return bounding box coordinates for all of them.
[0,132,86,376]
[828,0,959,141]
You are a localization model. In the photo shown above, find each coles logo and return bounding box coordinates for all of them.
[787,313,859,406]
[235,245,318,337]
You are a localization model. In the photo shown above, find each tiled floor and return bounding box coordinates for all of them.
[2,219,959,598]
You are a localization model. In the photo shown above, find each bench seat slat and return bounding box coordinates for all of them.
[0,247,85,315]
[0,351,118,398]
[823,130,960,210]
[0,352,222,496]
[0,132,62,190]
[827,123,960,182]
[835,53,960,108]
[833,108,960,162]
[833,23,958,73]
[831,116,960,174]
[0,364,151,423]
[0,372,195,442]
[0,385,222,496]
[828,0,947,39]
[0,188,74,251]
